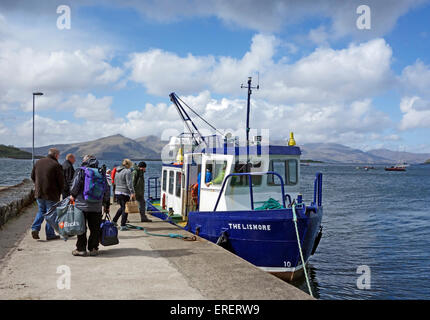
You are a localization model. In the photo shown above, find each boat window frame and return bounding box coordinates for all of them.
[162,169,167,192]
[168,170,174,195]
[205,160,228,187]
[287,159,298,185]
[175,171,182,198]
[230,161,263,187]
[268,159,298,186]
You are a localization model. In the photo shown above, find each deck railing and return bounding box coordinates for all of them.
[213,171,287,211]
[147,177,161,200]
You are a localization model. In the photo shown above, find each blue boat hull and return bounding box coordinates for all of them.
[147,200,323,281]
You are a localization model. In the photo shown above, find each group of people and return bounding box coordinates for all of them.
[30,148,152,257]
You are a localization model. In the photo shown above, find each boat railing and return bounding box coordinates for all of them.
[313,172,323,207]
[213,171,286,211]
[147,177,161,200]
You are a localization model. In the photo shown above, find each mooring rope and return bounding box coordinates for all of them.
[291,203,314,297]
[125,224,197,241]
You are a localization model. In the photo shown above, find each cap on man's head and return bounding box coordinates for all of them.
[138,161,147,168]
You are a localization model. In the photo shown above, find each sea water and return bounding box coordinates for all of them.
[1,158,429,299]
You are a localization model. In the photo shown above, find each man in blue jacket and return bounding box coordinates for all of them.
[70,155,110,257]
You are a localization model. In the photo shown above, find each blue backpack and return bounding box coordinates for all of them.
[81,167,106,202]
[100,213,119,246]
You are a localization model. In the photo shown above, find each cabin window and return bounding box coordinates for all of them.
[287,159,298,185]
[205,160,227,186]
[230,162,262,187]
[168,171,174,194]
[268,160,286,186]
[268,159,298,186]
[175,172,181,197]
[162,170,167,192]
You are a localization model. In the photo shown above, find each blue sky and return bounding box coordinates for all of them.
[1,0,430,153]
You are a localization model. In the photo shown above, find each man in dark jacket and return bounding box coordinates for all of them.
[133,161,151,222]
[62,153,76,199]
[70,155,110,256]
[31,148,64,240]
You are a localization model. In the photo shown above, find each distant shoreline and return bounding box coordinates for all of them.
[0,156,43,160]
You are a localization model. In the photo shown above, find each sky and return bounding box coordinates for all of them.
[1,0,430,152]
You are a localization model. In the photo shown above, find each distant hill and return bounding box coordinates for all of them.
[300,143,391,164]
[19,135,430,164]
[367,149,430,164]
[0,144,35,159]
[135,135,166,155]
[21,134,161,161]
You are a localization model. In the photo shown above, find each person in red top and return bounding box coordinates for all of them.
[110,165,118,203]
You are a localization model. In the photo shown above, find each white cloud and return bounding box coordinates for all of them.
[399,96,430,130]
[0,14,123,111]
[400,60,430,98]
[127,49,215,96]
[67,94,114,121]
[127,35,394,105]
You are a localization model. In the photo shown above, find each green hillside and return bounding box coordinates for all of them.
[0,145,33,159]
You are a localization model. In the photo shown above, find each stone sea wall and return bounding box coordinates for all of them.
[0,179,34,228]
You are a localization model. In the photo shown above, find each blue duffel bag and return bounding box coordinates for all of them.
[100,212,119,246]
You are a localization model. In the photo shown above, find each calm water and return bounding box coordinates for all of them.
[1,158,430,300]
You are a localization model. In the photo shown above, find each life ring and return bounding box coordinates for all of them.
[162,193,166,210]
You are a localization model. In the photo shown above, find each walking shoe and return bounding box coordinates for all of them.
[46,235,61,241]
[119,226,129,231]
[31,230,40,240]
[72,249,87,257]
[140,218,152,222]
[89,249,99,256]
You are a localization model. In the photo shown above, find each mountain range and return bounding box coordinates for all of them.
[19,134,430,164]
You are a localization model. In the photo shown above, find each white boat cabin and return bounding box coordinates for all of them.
[159,145,301,219]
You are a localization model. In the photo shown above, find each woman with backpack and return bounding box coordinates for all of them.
[112,158,135,231]
[70,155,111,256]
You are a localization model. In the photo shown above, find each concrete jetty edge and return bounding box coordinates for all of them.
[0,179,34,229]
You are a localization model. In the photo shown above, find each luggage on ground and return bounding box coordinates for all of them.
[100,212,119,246]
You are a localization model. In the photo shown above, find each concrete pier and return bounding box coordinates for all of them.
[0,200,313,300]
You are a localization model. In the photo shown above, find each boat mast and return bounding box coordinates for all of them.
[241,76,259,165]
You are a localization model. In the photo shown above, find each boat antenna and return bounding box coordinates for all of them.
[241,76,259,166]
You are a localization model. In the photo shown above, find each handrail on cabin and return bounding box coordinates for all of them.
[213,171,286,211]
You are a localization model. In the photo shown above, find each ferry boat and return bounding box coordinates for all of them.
[145,79,324,281]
